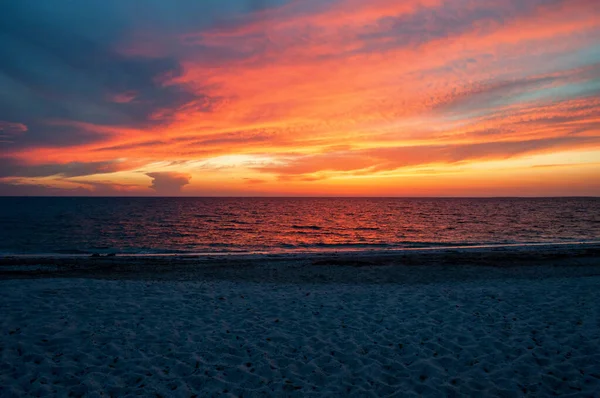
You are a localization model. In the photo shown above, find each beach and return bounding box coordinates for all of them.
[1,245,600,396]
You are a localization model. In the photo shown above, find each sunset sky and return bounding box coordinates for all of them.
[1,0,599,196]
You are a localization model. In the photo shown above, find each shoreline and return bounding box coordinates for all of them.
[2,240,600,259]
[2,242,599,283]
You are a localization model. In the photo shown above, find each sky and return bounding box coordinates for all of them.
[0,0,599,196]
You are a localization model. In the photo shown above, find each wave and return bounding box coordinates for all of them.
[53,249,91,255]
[3,240,599,259]
[291,225,322,230]
[216,226,255,232]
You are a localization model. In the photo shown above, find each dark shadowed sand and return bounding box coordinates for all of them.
[1,244,599,396]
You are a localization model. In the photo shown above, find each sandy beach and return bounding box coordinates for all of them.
[1,246,600,397]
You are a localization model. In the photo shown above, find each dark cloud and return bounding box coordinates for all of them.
[355,0,562,53]
[199,0,565,66]
[0,182,90,196]
[0,123,116,155]
[146,172,192,194]
[431,76,559,115]
[94,140,167,152]
[0,180,139,196]
[430,64,600,117]
[0,158,125,178]
[73,180,140,195]
[0,121,27,143]
[0,1,226,151]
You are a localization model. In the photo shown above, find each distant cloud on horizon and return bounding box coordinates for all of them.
[147,172,192,195]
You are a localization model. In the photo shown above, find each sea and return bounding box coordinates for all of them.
[0,197,599,256]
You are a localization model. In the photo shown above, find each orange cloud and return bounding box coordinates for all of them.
[3,0,600,195]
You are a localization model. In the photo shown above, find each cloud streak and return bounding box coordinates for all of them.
[257,135,600,177]
[1,0,599,195]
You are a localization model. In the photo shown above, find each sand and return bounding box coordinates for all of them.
[1,252,600,396]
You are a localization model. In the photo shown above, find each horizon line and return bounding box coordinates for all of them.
[0,195,598,199]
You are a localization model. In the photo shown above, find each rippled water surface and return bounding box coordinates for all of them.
[0,197,598,255]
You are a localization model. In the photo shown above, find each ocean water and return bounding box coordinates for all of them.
[0,197,598,256]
